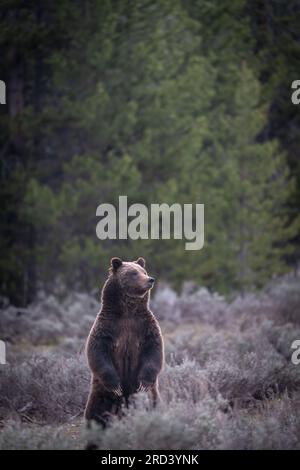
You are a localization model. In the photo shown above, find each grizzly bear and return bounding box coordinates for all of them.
[84,257,164,425]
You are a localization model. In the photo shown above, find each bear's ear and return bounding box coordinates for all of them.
[136,257,145,268]
[111,257,123,272]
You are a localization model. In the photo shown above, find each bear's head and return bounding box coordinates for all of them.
[110,257,155,298]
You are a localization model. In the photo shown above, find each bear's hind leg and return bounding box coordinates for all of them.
[84,382,120,427]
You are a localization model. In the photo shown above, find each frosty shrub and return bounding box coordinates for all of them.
[204,331,292,403]
[0,304,65,345]
[229,292,274,331]
[262,321,300,361]
[177,287,228,327]
[151,283,181,330]
[85,393,224,450]
[0,421,77,450]
[0,353,89,423]
[229,276,300,328]
[0,292,97,345]
[224,393,300,450]
[151,284,227,327]
[152,275,300,328]
[267,276,300,324]
[160,359,210,403]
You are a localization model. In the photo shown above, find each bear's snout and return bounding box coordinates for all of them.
[148,277,155,286]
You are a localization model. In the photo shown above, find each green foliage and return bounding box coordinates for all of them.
[202,65,297,291]
[0,0,299,303]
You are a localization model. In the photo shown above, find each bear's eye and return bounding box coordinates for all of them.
[131,271,138,276]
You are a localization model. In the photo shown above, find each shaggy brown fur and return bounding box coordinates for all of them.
[84,257,164,426]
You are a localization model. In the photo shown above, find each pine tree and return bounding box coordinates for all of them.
[26,0,215,289]
[206,65,297,292]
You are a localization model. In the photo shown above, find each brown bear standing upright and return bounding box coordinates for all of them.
[84,257,164,425]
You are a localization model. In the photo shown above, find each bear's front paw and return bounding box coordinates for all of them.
[137,381,152,393]
[102,370,122,395]
[111,384,123,397]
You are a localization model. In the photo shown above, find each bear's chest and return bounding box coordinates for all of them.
[113,317,142,352]
[111,316,145,371]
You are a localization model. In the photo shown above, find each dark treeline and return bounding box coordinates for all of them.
[0,0,300,305]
